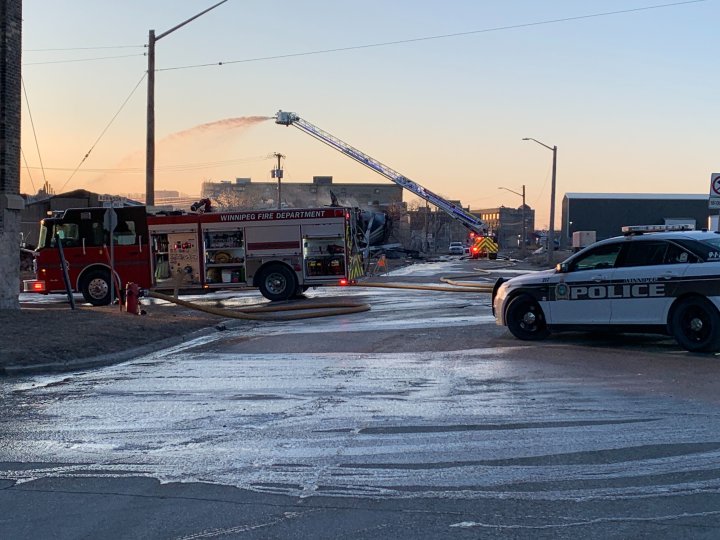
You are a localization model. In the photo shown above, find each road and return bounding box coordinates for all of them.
[3,258,720,539]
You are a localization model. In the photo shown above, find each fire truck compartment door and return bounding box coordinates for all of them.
[166,232,201,284]
[245,226,301,255]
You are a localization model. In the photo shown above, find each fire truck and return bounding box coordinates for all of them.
[23,205,366,305]
[274,110,497,257]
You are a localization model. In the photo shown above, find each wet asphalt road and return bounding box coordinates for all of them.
[3,258,720,539]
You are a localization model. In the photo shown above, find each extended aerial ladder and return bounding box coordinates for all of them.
[275,110,491,239]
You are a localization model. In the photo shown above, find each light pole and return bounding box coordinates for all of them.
[498,185,526,258]
[522,138,557,267]
[145,0,228,206]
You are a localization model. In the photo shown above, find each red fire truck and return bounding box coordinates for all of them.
[23,206,365,304]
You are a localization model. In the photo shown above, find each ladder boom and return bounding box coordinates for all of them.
[275,110,488,234]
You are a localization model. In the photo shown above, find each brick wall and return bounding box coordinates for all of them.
[0,0,23,309]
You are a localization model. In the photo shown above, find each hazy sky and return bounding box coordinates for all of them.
[20,0,719,228]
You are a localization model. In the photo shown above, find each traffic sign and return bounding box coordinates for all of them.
[709,173,720,209]
[103,208,118,232]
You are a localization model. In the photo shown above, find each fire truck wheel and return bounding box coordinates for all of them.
[505,294,549,341]
[80,270,112,306]
[258,264,297,301]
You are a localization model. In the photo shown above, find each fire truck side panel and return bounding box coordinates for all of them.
[148,223,201,289]
[201,223,247,287]
[244,225,301,284]
[301,223,348,282]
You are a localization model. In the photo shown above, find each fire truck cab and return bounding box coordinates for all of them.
[24,205,363,304]
[27,206,150,305]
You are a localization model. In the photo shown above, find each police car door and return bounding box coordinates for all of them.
[550,242,622,325]
[610,240,690,325]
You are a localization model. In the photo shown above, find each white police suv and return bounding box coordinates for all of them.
[492,225,720,352]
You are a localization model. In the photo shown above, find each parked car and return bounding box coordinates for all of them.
[448,242,465,255]
[492,224,720,352]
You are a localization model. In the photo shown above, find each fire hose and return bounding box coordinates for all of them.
[144,264,513,319]
[147,290,370,321]
[350,282,494,293]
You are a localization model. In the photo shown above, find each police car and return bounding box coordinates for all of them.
[492,225,720,352]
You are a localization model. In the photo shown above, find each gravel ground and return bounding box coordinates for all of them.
[1,301,220,370]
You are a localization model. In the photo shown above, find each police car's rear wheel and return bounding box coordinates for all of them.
[506,294,549,340]
[670,297,720,353]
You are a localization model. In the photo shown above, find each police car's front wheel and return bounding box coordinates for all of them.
[670,297,720,353]
[505,294,549,341]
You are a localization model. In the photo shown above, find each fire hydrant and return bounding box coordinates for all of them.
[124,282,141,315]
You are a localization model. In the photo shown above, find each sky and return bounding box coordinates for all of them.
[19,0,720,228]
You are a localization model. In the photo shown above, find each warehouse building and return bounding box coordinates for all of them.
[561,193,711,244]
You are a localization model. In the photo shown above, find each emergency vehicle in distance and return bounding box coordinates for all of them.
[23,205,368,304]
[492,225,720,353]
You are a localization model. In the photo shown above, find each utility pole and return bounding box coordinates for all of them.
[548,145,557,266]
[522,138,557,267]
[271,153,285,209]
[145,0,228,207]
[424,200,430,253]
[498,185,527,259]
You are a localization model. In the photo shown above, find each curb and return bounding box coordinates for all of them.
[1,322,231,376]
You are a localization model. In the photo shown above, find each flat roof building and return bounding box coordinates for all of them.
[561,193,710,244]
[201,176,403,212]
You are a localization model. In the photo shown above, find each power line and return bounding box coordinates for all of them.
[20,149,37,194]
[23,53,146,66]
[20,1,705,70]
[58,72,148,193]
[21,76,47,190]
[158,0,707,72]
[25,45,144,52]
[23,154,275,175]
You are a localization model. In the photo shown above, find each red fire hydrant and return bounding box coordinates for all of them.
[124,282,140,315]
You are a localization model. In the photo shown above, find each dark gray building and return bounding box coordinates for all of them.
[561,193,711,244]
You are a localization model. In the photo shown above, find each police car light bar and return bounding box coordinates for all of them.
[622,224,695,235]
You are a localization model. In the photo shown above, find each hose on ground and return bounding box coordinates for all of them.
[351,282,493,293]
[147,290,370,321]
[146,261,518,318]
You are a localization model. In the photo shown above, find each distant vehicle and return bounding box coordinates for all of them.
[493,224,720,352]
[448,242,465,255]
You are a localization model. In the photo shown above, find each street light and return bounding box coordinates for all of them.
[522,137,557,266]
[145,0,228,206]
[498,185,526,258]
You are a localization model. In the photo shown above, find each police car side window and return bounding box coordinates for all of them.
[664,243,696,264]
[568,243,622,272]
[618,241,667,268]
